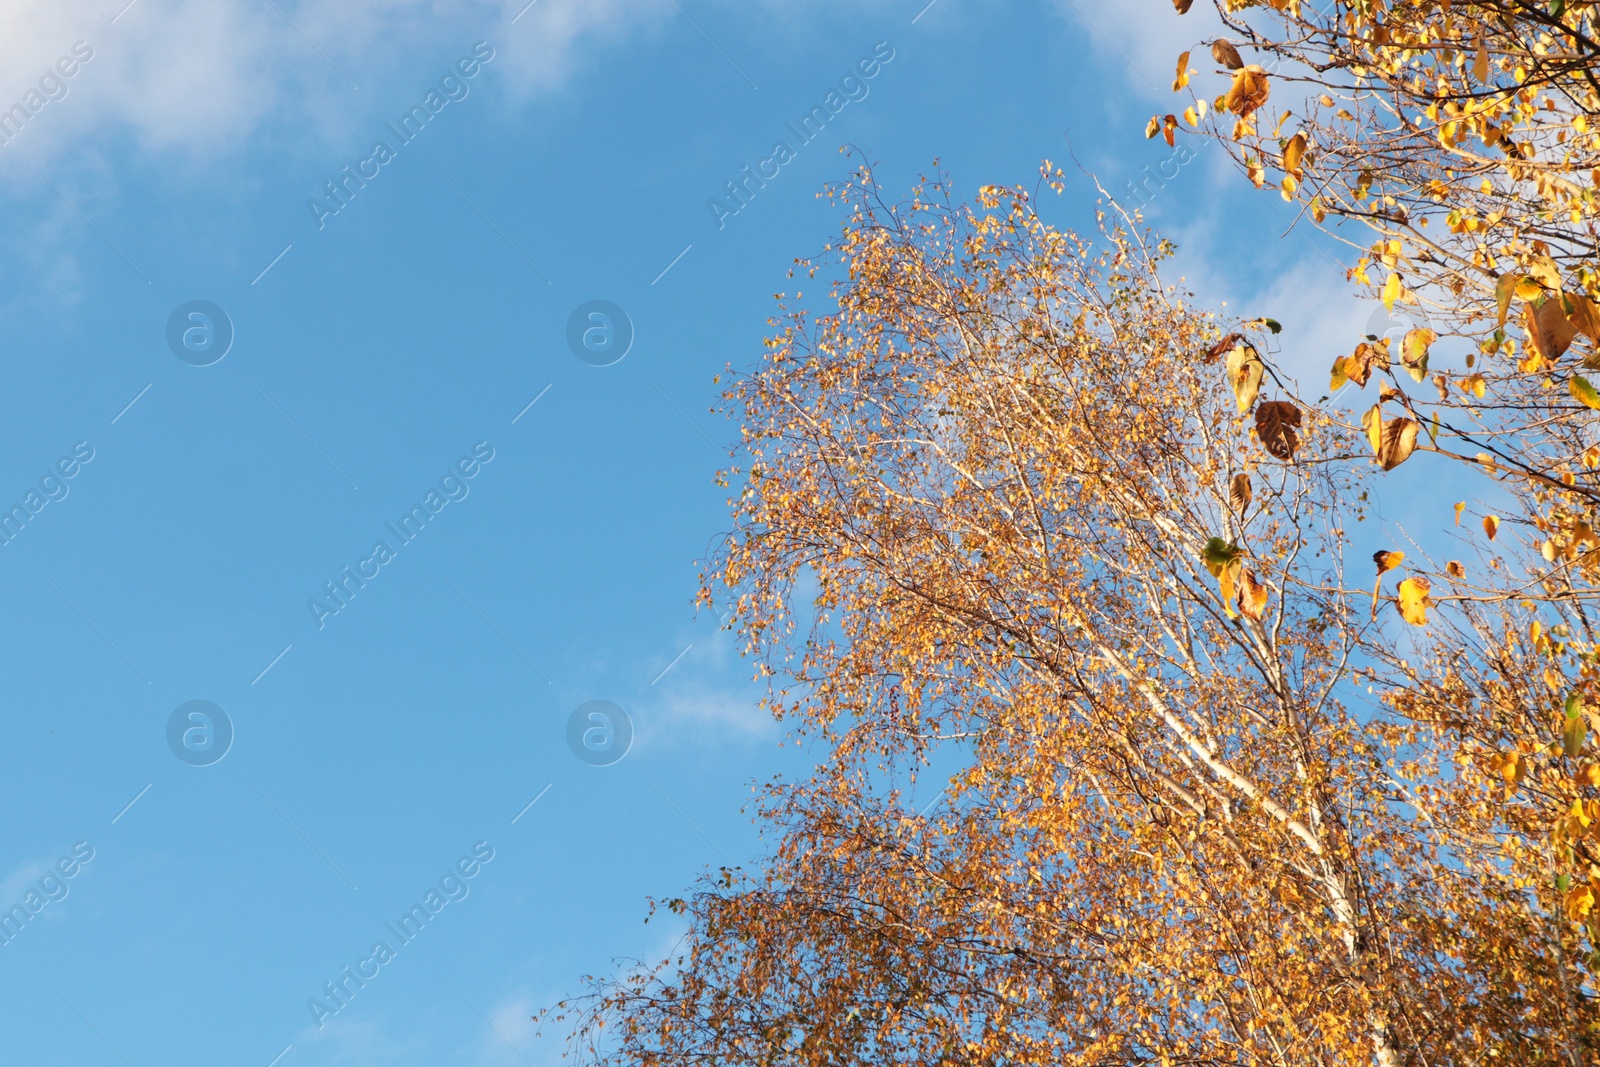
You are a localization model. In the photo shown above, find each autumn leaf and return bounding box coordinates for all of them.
[1173,51,1191,92]
[1163,114,1179,147]
[1218,559,1239,618]
[1224,66,1270,119]
[1237,567,1269,620]
[1212,39,1244,70]
[1173,0,1193,11]
[1447,560,1466,578]
[1565,693,1588,758]
[1255,400,1301,459]
[1343,341,1387,387]
[1397,576,1432,625]
[1226,345,1264,412]
[1571,375,1600,410]
[1372,550,1404,618]
[1230,472,1252,512]
[1382,273,1403,311]
[1374,550,1405,576]
[1569,292,1600,342]
[1377,417,1420,471]
[1205,332,1243,363]
[1495,273,1518,328]
[1400,327,1434,383]
[1282,132,1307,177]
[1362,404,1383,454]
[1454,502,1466,526]
[1523,297,1576,366]
[1484,515,1500,540]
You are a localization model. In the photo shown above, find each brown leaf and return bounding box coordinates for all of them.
[1447,560,1466,579]
[1569,292,1600,342]
[1484,514,1500,540]
[1230,472,1252,512]
[1237,568,1269,620]
[1377,416,1420,471]
[1206,332,1244,363]
[1524,297,1576,366]
[1212,39,1244,70]
[1255,400,1301,460]
[1374,550,1405,576]
[1173,0,1194,11]
[1163,114,1178,148]
[1344,341,1388,387]
[1224,66,1271,119]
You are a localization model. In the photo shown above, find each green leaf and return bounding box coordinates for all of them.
[1572,375,1600,410]
[1202,537,1241,577]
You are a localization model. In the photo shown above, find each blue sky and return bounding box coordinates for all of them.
[0,2,1427,1064]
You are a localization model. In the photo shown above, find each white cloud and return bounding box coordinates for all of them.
[0,0,673,182]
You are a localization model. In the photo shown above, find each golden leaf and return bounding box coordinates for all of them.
[1343,341,1387,387]
[1362,404,1383,455]
[1484,515,1500,540]
[1454,502,1466,525]
[1219,559,1239,619]
[1400,327,1434,382]
[1374,550,1405,576]
[1173,51,1192,92]
[1283,132,1307,177]
[1396,576,1432,625]
[1447,560,1466,579]
[1224,66,1270,119]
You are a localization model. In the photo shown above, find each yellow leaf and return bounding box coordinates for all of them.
[1400,327,1434,382]
[1382,273,1402,311]
[1374,550,1405,576]
[1454,502,1466,526]
[1219,559,1239,619]
[1362,405,1383,455]
[1474,26,1489,82]
[1173,50,1191,92]
[1484,515,1500,540]
[1226,346,1264,412]
[1224,66,1270,119]
[1397,576,1432,626]
[1283,132,1307,177]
